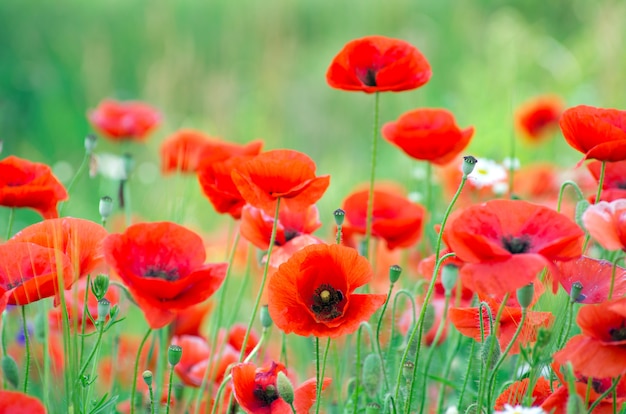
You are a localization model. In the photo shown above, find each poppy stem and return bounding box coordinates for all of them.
[608,254,624,300]
[238,197,281,359]
[166,363,175,414]
[314,337,331,414]
[436,329,464,412]
[130,327,153,414]
[386,289,418,366]
[5,207,14,240]
[364,92,381,259]
[58,151,90,216]
[456,339,475,410]
[243,326,268,363]
[583,160,606,252]
[555,181,584,213]
[587,375,622,412]
[375,282,395,395]
[21,306,31,393]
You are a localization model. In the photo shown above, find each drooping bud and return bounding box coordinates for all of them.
[441,264,459,292]
[570,282,584,303]
[362,353,382,398]
[168,345,183,366]
[91,274,110,301]
[516,283,534,309]
[333,208,346,226]
[481,335,500,370]
[142,370,153,387]
[389,264,402,284]
[575,199,591,230]
[84,134,97,155]
[99,196,113,224]
[462,155,478,176]
[260,305,273,329]
[2,355,19,388]
[97,298,111,323]
[276,371,294,405]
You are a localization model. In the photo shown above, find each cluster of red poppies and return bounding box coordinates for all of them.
[1,33,626,414]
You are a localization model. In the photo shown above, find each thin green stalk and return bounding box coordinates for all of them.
[555,181,584,213]
[5,207,14,240]
[148,381,156,414]
[315,337,331,414]
[556,300,574,350]
[588,375,622,412]
[583,161,606,252]
[130,327,153,414]
[211,374,232,414]
[437,330,464,412]
[364,91,380,259]
[375,281,395,394]
[352,328,362,413]
[79,275,91,364]
[386,289,417,366]
[59,152,90,215]
[166,364,175,414]
[39,300,51,408]
[155,327,169,412]
[82,322,106,414]
[238,198,282,362]
[243,327,268,363]
[609,254,623,300]
[280,332,289,368]
[21,306,30,393]
[456,340,476,410]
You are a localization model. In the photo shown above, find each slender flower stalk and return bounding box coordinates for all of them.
[20,306,30,393]
[5,207,14,240]
[315,337,331,414]
[364,92,380,259]
[130,327,153,414]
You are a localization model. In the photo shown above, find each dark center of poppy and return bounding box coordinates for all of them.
[282,229,298,244]
[501,235,531,254]
[311,284,344,321]
[144,266,179,281]
[252,384,279,406]
[617,181,626,190]
[356,68,378,87]
[610,324,626,341]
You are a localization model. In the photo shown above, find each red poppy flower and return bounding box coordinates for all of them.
[232,361,331,414]
[326,35,431,93]
[171,334,238,387]
[588,160,626,202]
[553,256,626,304]
[160,129,263,174]
[103,222,227,329]
[0,390,46,414]
[341,186,426,250]
[582,200,626,251]
[494,377,553,410]
[554,297,626,378]
[449,294,554,354]
[231,150,330,215]
[559,105,626,163]
[0,242,73,306]
[514,95,563,142]
[445,199,584,295]
[198,155,256,219]
[267,243,386,338]
[382,108,474,165]
[88,99,160,142]
[10,217,108,281]
[0,155,68,219]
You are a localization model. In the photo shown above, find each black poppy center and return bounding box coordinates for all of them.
[617,181,626,190]
[144,266,179,281]
[610,324,626,341]
[311,284,344,321]
[253,384,279,406]
[501,235,531,254]
[358,68,377,87]
[282,229,299,244]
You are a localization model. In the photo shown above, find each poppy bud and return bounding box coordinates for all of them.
[142,370,153,387]
[168,345,183,366]
[91,274,110,301]
[462,155,478,176]
[109,304,119,321]
[575,199,591,230]
[276,371,294,405]
[333,208,346,226]
[516,283,534,309]
[441,264,459,292]
[84,134,97,155]
[97,298,111,323]
[99,196,113,223]
[481,335,500,370]
[389,264,402,284]
[366,403,381,414]
[260,305,273,328]
[570,281,584,303]
[1,355,19,388]
[422,303,436,333]
[362,353,382,398]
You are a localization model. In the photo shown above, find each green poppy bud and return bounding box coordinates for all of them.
[481,335,500,370]
[260,304,273,329]
[570,281,584,303]
[142,370,153,387]
[362,353,382,398]
[99,197,113,223]
[389,264,402,284]
[91,274,110,301]
[333,208,346,226]
[516,283,534,309]
[84,134,97,155]
[2,355,19,388]
[462,155,478,176]
[168,345,183,366]
[276,371,294,405]
[441,264,459,292]
[97,298,111,323]
[366,403,381,414]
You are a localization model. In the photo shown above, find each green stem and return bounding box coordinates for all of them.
[148,381,156,414]
[608,253,623,301]
[59,152,90,216]
[375,282,395,393]
[243,327,268,364]
[76,320,105,385]
[352,328,362,413]
[387,289,417,366]
[437,330,464,412]
[130,327,153,414]
[364,91,380,259]
[83,322,106,413]
[456,340,476,410]
[555,181,584,213]
[238,198,281,362]
[21,306,30,393]
[166,364,175,414]
[5,207,14,240]
[583,161,607,252]
[587,375,621,412]
[210,374,232,414]
[314,337,331,414]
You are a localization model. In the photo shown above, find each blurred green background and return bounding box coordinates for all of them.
[1,0,625,233]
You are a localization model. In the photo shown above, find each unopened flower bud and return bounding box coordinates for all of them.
[362,353,382,398]
[575,199,591,230]
[84,134,97,154]
[109,304,119,321]
[168,345,183,366]
[389,264,402,284]
[462,155,478,176]
[570,281,584,303]
[516,283,534,309]
[260,305,273,329]
[99,196,113,222]
[481,335,500,370]
[142,370,153,387]
[333,208,345,226]
[97,298,111,323]
[91,274,110,301]
[441,264,459,292]
[276,371,294,405]
[2,355,19,388]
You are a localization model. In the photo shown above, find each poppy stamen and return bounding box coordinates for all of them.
[252,384,279,405]
[144,266,179,281]
[310,284,345,321]
[501,235,531,254]
[610,324,626,341]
